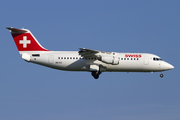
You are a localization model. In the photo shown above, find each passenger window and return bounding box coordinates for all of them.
[64,57,66,59]
[61,57,63,59]
[127,58,129,60]
[124,58,126,60]
[121,58,123,60]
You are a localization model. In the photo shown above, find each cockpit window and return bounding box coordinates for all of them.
[153,57,163,61]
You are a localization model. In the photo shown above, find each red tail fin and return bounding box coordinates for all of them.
[7,27,49,52]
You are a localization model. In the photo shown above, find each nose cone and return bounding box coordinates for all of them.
[160,61,174,71]
[164,62,174,70]
[168,64,174,70]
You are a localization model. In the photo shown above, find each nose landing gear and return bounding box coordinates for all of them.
[160,72,164,78]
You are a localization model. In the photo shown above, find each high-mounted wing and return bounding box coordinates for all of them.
[78,48,100,57]
[79,48,119,65]
[79,48,113,57]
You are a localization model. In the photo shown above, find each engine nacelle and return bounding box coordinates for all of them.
[100,56,119,65]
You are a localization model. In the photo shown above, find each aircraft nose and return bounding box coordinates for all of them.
[168,64,174,70]
[165,62,174,70]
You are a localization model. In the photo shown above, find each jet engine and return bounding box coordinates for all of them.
[99,56,119,65]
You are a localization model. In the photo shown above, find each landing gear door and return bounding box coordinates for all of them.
[90,65,99,71]
[144,56,149,65]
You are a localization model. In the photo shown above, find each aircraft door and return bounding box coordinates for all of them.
[48,55,54,64]
[144,56,149,65]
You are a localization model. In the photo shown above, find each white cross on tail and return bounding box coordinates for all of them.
[19,36,31,48]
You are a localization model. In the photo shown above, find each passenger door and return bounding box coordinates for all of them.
[144,56,149,65]
[48,55,54,64]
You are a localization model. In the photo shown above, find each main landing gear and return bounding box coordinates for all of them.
[160,72,164,78]
[91,71,101,79]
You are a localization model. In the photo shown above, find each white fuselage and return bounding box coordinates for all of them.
[22,51,173,73]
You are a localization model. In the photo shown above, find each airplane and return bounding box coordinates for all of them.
[7,27,174,79]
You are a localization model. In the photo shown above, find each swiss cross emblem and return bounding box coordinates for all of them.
[19,36,31,48]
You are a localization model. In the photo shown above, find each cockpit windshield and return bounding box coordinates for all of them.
[153,57,163,61]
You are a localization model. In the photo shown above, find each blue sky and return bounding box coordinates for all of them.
[0,0,180,120]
